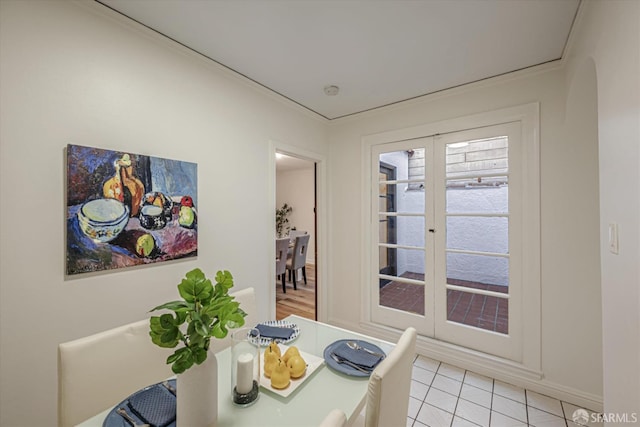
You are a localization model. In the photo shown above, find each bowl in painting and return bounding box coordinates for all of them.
[139,204,167,230]
[77,198,129,243]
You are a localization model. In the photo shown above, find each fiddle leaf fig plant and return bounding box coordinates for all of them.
[149,268,246,374]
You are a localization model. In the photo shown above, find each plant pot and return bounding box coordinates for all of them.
[177,352,218,427]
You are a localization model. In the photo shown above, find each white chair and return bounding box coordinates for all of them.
[58,288,257,427]
[318,408,348,427]
[232,286,257,329]
[355,327,417,427]
[58,319,172,427]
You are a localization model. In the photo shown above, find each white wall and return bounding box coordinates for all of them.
[0,1,327,426]
[564,0,640,420]
[276,166,316,264]
[327,65,604,407]
[1,0,635,424]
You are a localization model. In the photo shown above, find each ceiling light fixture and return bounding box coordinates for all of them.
[324,85,339,96]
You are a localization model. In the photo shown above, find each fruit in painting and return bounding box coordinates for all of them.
[180,195,194,207]
[136,233,156,257]
[178,206,195,228]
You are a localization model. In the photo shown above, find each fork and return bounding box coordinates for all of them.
[116,408,150,427]
[162,380,176,395]
[330,353,372,374]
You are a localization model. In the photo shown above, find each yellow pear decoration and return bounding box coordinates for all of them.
[268,341,281,357]
[270,359,291,389]
[263,346,279,378]
[282,346,300,363]
[287,354,307,379]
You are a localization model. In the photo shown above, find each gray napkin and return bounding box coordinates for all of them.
[255,323,294,340]
[332,342,383,369]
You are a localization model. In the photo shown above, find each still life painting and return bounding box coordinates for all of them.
[66,144,198,275]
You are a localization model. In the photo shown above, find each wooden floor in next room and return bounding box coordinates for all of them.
[276,263,316,320]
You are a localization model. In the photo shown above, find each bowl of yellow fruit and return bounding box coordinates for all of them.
[260,342,324,397]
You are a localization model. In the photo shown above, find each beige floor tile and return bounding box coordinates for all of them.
[456,398,491,426]
[416,403,454,427]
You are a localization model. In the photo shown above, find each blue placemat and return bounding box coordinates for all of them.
[103,380,176,427]
[128,384,175,427]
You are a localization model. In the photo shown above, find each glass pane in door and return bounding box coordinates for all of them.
[444,136,510,334]
[447,289,508,334]
[378,149,425,315]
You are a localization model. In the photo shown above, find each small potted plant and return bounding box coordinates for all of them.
[149,268,246,426]
[276,203,293,238]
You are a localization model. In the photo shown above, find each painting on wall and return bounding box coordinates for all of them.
[66,144,198,275]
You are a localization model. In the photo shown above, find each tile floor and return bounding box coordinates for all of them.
[407,354,602,427]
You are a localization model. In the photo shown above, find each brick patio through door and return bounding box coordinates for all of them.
[379,275,508,334]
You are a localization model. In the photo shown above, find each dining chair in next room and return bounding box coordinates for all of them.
[286,233,310,290]
[276,237,290,293]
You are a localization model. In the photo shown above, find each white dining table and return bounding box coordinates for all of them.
[77,315,394,427]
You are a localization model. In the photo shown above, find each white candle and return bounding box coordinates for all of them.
[236,353,254,394]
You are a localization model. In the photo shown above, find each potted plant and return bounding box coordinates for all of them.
[275,203,293,238]
[149,268,246,426]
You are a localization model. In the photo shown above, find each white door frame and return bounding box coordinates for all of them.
[361,103,540,372]
[268,140,327,322]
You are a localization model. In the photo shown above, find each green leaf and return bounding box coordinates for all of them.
[161,328,179,344]
[215,270,234,291]
[211,322,227,339]
[159,313,175,329]
[148,268,252,373]
[178,268,213,303]
[192,347,208,365]
[149,317,180,348]
[172,357,194,374]
[150,300,189,312]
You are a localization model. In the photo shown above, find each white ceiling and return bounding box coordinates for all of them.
[98,0,580,120]
[276,153,314,172]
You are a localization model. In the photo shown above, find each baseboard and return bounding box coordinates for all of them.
[327,317,603,413]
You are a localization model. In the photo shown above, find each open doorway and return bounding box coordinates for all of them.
[275,152,316,320]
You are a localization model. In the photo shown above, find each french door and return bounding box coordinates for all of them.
[371,122,523,361]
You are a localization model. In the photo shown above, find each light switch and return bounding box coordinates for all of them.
[608,223,619,254]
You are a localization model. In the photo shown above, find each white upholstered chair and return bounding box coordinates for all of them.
[318,409,348,427]
[355,327,417,427]
[58,319,171,427]
[58,287,257,427]
[232,286,257,328]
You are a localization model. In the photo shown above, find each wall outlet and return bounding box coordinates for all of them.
[608,223,619,254]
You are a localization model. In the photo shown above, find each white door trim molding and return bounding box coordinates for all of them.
[269,140,327,322]
[360,102,541,372]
